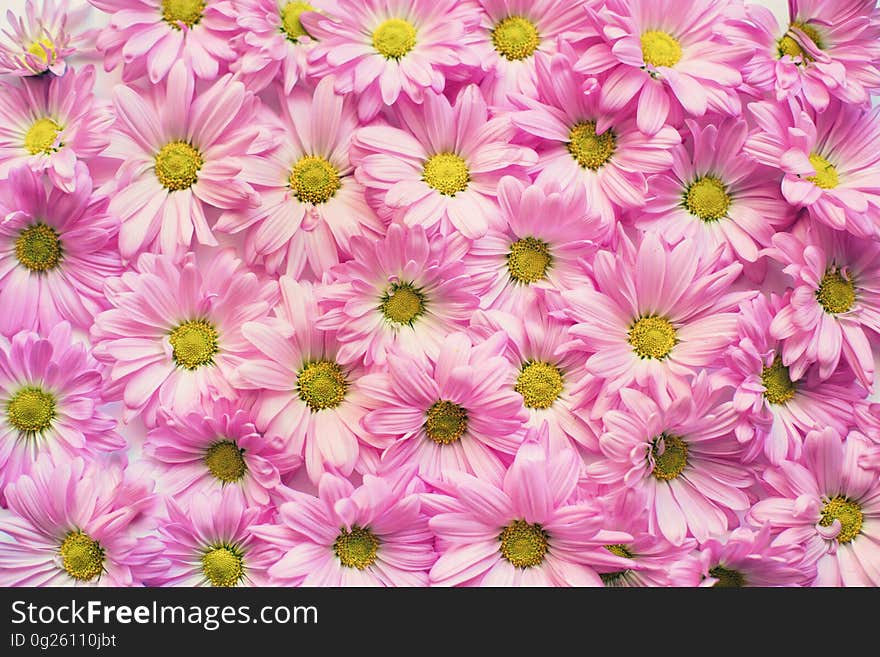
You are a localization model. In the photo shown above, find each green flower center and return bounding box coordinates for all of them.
[628,315,677,360]
[169,320,219,370]
[806,153,838,190]
[7,386,56,436]
[816,268,855,314]
[161,0,205,29]
[507,237,551,284]
[515,361,564,409]
[819,496,863,544]
[296,360,348,411]
[202,545,245,587]
[641,30,682,67]
[289,155,341,205]
[59,531,104,582]
[491,16,540,61]
[24,117,62,155]
[204,440,246,483]
[422,153,469,196]
[424,400,467,445]
[778,21,823,61]
[499,520,549,568]
[15,223,62,272]
[709,565,745,587]
[372,18,416,59]
[761,355,796,405]
[650,433,688,481]
[155,141,203,191]
[380,282,426,326]
[333,526,379,569]
[568,121,616,170]
[280,1,314,42]
[684,176,731,222]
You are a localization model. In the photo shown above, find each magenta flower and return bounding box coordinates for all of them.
[0,0,93,76]
[697,526,812,587]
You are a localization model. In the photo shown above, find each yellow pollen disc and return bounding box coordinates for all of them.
[819,496,863,544]
[491,16,540,61]
[816,268,855,314]
[169,320,219,370]
[289,155,341,205]
[600,544,634,584]
[59,531,104,582]
[202,545,245,586]
[204,440,246,483]
[26,37,54,63]
[280,1,314,42]
[507,237,551,284]
[155,141,203,191]
[641,30,682,68]
[161,0,205,29]
[380,282,426,326]
[684,176,731,222]
[424,399,467,445]
[515,361,564,409]
[568,121,616,171]
[499,519,549,568]
[628,315,677,360]
[761,355,796,405]
[15,223,62,272]
[778,21,823,61]
[709,565,745,587]
[422,153,469,196]
[296,360,348,411]
[372,18,416,60]
[24,117,62,155]
[651,433,688,481]
[333,525,379,569]
[806,153,838,190]
[7,386,56,436]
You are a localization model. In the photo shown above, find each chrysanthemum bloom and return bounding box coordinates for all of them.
[89,0,238,83]
[509,48,680,239]
[144,398,300,508]
[0,0,93,76]
[637,117,793,269]
[91,249,278,427]
[721,293,864,464]
[766,222,880,390]
[301,0,477,121]
[251,469,435,586]
[0,66,112,193]
[723,0,880,111]
[429,427,634,586]
[361,331,528,484]
[151,488,276,586]
[315,224,481,367]
[215,76,379,278]
[574,0,749,135]
[0,323,124,504]
[108,63,259,259]
[0,457,165,586]
[558,231,749,404]
[587,374,753,545]
[352,85,537,239]
[0,164,122,336]
[238,278,371,484]
[697,526,812,587]
[744,99,880,238]
[748,428,880,586]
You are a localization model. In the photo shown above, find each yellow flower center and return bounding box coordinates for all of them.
[15,223,62,272]
[806,153,838,190]
[761,355,796,405]
[333,525,379,569]
[819,497,863,544]
[380,282,426,326]
[169,320,219,370]
[161,0,205,29]
[641,30,682,67]
[778,21,823,61]
[204,440,247,483]
[650,433,688,481]
[816,268,855,314]
[628,315,677,360]
[155,141,203,191]
[424,399,467,445]
[684,176,731,222]
[599,544,635,584]
[7,386,56,436]
[507,237,551,284]
[59,531,104,582]
[709,565,745,587]
[26,37,54,63]
[280,1,314,42]
[568,121,616,171]
[24,117,62,155]
[289,155,341,205]
[422,153,469,196]
[372,18,416,60]
[515,361,564,409]
[499,520,549,568]
[491,16,540,61]
[296,360,348,411]
[202,545,245,586]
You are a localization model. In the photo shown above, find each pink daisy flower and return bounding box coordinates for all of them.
[587,374,753,545]
[144,398,301,508]
[360,331,528,485]
[89,0,238,83]
[315,224,482,367]
[0,457,165,586]
[0,163,122,336]
[108,62,259,259]
[352,84,537,239]
[0,66,112,193]
[151,488,276,587]
[251,469,435,586]
[574,0,749,135]
[91,248,278,427]
[744,99,880,238]
[0,323,124,504]
[215,76,380,279]
[428,427,634,586]
[509,47,680,239]
[302,0,476,121]
[748,428,880,587]
[697,526,812,587]
[237,278,372,484]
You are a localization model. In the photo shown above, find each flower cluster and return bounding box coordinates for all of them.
[1,0,879,588]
